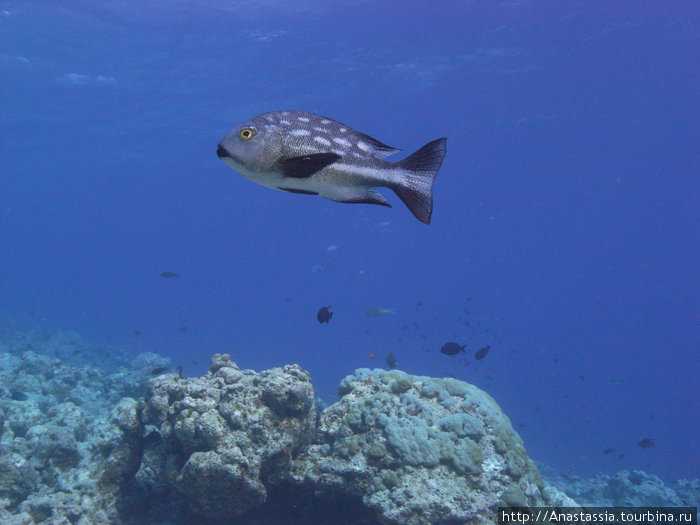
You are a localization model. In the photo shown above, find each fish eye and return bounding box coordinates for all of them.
[239,127,255,140]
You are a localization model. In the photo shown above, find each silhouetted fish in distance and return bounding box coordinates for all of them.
[475,345,491,360]
[440,342,466,356]
[317,306,333,324]
[637,438,654,449]
[160,272,179,278]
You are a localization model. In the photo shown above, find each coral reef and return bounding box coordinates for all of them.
[543,467,700,509]
[1,323,695,524]
[133,364,574,523]
[0,327,172,524]
[140,353,316,519]
[289,368,570,525]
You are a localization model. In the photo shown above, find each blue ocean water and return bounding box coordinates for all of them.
[0,0,697,488]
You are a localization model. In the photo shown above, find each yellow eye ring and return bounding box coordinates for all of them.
[239,127,255,140]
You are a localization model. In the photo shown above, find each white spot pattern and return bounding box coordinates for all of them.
[298,117,310,122]
[332,137,351,147]
[357,141,370,152]
[290,129,311,136]
[314,136,331,146]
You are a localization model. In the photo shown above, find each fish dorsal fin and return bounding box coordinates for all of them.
[277,153,341,178]
[356,132,401,159]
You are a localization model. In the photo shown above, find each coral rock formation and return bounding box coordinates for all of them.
[290,368,558,525]
[141,354,316,519]
[0,326,595,524]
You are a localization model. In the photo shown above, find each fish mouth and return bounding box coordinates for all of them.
[216,145,263,177]
[216,144,231,159]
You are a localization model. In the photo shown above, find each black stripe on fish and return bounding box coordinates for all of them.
[277,153,341,178]
[277,187,319,195]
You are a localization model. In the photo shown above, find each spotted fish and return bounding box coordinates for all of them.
[217,111,447,224]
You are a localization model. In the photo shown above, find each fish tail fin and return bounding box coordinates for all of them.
[391,138,447,224]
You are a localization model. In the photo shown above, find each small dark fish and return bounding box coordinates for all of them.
[385,352,398,369]
[617,454,625,460]
[578,375,585,381]
[440,342,466,356]
[10,390,28,401]
[178,326,187,332]
[134,330,141,336]
[603,448,615,454]
[637,438,654,449]
[160,271,179,278]
[150,366,170,376]
[177,364,183,378]
[475,345,491,360]
[317,305,333,323]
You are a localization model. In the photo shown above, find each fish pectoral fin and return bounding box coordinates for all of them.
[338,189,392,207]
[277,153,341,178]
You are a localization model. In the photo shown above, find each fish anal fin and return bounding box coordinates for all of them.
[277,187,319,195]
[277,153,341,178]
[339,189,391,207]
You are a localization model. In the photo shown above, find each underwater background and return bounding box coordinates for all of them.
[0,0,697,504]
